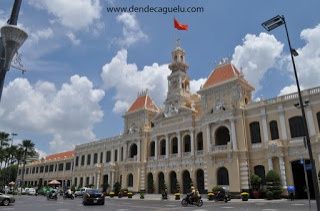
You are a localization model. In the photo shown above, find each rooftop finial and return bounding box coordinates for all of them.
[176,38,181,48]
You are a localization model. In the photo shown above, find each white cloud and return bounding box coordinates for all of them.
[278,84,300,96]
[115,13,148,47]
[66,32,81,45]
[28,0,102,30]
[0,75,105,152]
[190,78,207,93]
[29,27,53,44]
[35,148,47,159]
[232,33,284,91]
[101,49,170,113]
[286,24,320,89]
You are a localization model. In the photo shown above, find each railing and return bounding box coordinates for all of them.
[126,156,137,162]
[251,143,262,149]
[246,86,320,109]
[170,154,178,158]
[196,150,204,155]
[158,155,166,160]
[211,145,228,151]
[183,152,192,157]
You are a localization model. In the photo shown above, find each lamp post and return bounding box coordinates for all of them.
[262,15,320,211]
[0,0,28,101]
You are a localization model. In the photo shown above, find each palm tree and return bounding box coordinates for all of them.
[0,132,10,170]
[20,140,36,187]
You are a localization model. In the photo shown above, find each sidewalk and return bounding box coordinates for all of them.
[107,194,290,203]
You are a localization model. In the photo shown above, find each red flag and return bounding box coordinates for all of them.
[174,18,188,30]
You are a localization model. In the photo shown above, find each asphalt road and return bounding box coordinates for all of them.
[1,195,317,211]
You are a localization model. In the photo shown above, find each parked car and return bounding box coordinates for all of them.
[27,188,37,196]
[75,187,89,197]
[82,189,104,205]
[0,193,15,206]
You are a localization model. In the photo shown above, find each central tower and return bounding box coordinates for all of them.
[164,41,191,116]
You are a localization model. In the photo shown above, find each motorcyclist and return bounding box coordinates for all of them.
[188,186,199,203]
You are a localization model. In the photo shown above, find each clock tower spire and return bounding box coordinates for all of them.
[164,40,191,117]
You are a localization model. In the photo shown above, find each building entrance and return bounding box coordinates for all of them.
[291,159,314,199]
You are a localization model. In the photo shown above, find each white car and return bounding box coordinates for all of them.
[26,188,37,195]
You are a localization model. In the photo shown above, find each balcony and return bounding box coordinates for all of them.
[211,142,231,154]
[196,150,204,155]
[127,156,137,162]
[158,155,166,160]
[183,152,192,157]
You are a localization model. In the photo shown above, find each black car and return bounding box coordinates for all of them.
[82,189,104,206]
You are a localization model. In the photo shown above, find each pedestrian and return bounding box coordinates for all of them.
[287,185,295,201]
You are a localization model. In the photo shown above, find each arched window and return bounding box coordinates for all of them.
[160,139,166,155]
[317,112,320,131]
[250,122,261,144]
[150,142,155,157]
[254,165,266,184]
[158,172,165,193]
[183,135,191,152]
[269,120,279,140]
[129,144,137,158]
[215,126,230,145]
[127,173,133,187]
[217,167,229,185]
[147,173,154,193]
[289,116,306,138]
[171,137,178,154]
[196,132,203,151]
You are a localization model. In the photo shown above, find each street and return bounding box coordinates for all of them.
[0,195,317,211]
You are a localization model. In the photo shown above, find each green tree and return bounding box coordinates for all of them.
[250,174,262,191]
[0,132,10,170]
[20,140,36,186]
[265,170,282,199]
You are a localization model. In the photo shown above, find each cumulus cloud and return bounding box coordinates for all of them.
[190,78,207,93]
[29,27,54,44]
[28,0,102,30]
[232,33,284,91]
[66,32,81,45]
[0,75,105,152]
[101,49,170,113]
[278,24,320,95]
[115,13,148,47]
[35,148,47,159]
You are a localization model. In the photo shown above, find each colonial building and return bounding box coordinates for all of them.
[17,150,74,187]
[18,43,320,198]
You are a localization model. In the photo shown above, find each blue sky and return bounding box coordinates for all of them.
[1,0,320,157]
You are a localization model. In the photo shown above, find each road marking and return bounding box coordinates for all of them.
[221,207,235,209]
[262,209,279,211]
[193,209,208,211]
[292,203,306,206]
[117,209,129,211]
[56,209,70,211]
[164,204,176,207]
[1,208,15,211]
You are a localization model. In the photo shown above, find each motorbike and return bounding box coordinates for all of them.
[213,190,231,202]
[47,191,58,200]
[181,193,203,207]
[63,192,75,200]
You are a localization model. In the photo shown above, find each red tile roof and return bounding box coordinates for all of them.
[45,150,74,161]
[127,94,159,113]
[203,63,241,89]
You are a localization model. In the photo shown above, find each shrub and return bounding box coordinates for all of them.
[266,191,273,200]
[109,192,115,198]
[174,193,180,200]
[265,170,283,200]
[140,190,145,199]
[113,182,121,195]
[128,192,133,198]
[250,174,262,191]
[240,192,249,201]
[207,192,214,201]
[212,185,223,194]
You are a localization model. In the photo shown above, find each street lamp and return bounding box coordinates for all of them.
[0,0,28,101]
[262,15,320,211]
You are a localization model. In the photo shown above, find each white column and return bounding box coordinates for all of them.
[278,105,287,139]
[117,147,121,162]
[190,129,194,155]
[230,119,238,150]
[206,124,211,153]
[165,135,169,159]
[177,131,181,157]
[279,157,287,188]
[240,160,249,190]
[306,109,316,136]
[124,143,127,161]
[111,149,114,162]
[154,138,158,160]
[268,158,273,171]
[111,171,114,187]
[261,108,269,143]
[137,140,141,161]
[96,172,100,189]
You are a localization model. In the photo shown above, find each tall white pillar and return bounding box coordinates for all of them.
[190,129,194,155]
[279,157,287,188]
[154,138,158,160]
[268,158,273,171]
[261,108,269,143]
[137,140,141,161]
[206,125,211,153]
[278,105,287,140]
[230,119,238,150]
[111,149,114,162]
[165,135,169,159]
[177,131,181,157]
[240,160,249,190]
[306,108,316,136]
[117,147,121,162]
[124,143,127,161]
